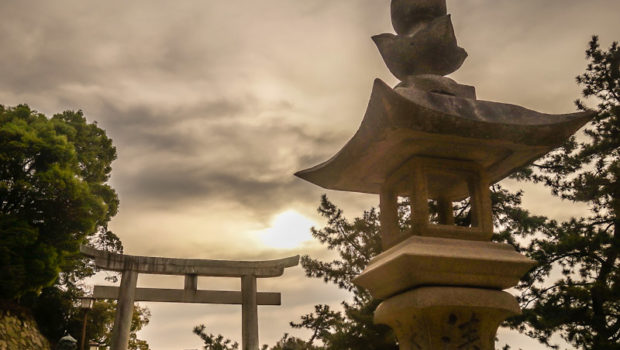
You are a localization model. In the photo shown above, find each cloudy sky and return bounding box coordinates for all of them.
[2,0,619,349]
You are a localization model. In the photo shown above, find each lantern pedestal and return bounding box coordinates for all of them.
[375,287,519,350]
[354,236,533,350]
[353,236,534,300]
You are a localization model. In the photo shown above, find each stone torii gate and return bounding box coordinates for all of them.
[80,246,299,350]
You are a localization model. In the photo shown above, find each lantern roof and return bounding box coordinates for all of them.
[295,79,593,199]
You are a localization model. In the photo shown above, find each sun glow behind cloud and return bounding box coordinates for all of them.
[257,210,315,249]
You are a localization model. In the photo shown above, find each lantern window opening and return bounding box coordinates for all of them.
[379,156,493,248]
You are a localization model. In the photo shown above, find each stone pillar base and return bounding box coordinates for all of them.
[375,287,520,350]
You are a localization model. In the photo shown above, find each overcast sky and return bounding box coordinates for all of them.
[2,1,619,349]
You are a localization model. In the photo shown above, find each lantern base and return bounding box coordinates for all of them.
[375,287,519,350]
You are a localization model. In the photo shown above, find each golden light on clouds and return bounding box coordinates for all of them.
[257,210,315,249]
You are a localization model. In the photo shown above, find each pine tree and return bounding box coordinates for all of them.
[294,196,397,350]
[508,36,619,350]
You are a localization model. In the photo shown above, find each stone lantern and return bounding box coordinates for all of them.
[295,0,594,349]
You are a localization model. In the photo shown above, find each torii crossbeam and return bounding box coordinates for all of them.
[81,246,299,350]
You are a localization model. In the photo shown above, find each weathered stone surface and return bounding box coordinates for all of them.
[396,74,476,99]
[242,275,259,350]
[0,310,51,350]
[295,79,594,199]
[81,245,299,277]
[391,0,447,35]
[93,285,282,305]
[110,269,138,350]
[353,235,536,299]
[375,287,520,350]
[374,15,467,79]
[381,0,465,80]
[57,335,77,350]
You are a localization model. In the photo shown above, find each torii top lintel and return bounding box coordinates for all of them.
[80,246,300,278]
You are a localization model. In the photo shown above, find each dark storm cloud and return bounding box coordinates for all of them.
[112,107,344,214]
[0,0,369,223]
[0,1,235,95]
[121,165,305,210]
[98,98,249,152]
[0,14,96,93]
[96,94,344,214]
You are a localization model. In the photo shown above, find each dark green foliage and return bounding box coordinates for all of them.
[0,104,119,299]
[0,104,149,347]
[506,36,620,350]
[193,329,318,350]
[64,299,150,350]
[266,333,320,350]
[290,304,345,345]
[27,286,76,341]
[296,195,398,350]
[18,274,150,348]
[193,325,239,350]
